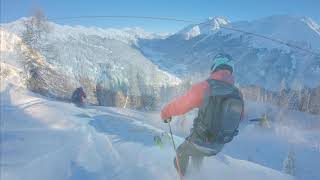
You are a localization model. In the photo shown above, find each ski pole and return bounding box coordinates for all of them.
[167,118,184,180]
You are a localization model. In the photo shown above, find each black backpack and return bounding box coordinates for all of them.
[193,79,244,144]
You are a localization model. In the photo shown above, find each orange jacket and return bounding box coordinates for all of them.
[161,70,235,120]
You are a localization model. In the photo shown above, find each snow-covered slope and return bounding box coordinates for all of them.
[0,80,293,180]
[232,15,320,49]
[140,15,320,90]
[1,18,181,107]
[0,63,25,88]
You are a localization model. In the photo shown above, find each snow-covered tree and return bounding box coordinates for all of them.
[20,11,44,74]
[21,9,58,64]
[22,10,50,48]
[280,78,287,96]
[282,149,296,176]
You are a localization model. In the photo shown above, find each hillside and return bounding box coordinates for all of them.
[140,15,320,90]
[1,17,181,109]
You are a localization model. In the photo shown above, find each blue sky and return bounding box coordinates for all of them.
[1,0,320,33]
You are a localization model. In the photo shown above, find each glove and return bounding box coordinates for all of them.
[160,106,172,123]
[163,117,172,123]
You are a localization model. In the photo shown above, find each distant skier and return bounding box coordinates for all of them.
[71,87,87,107]
[259,113,271,128]
[161,53,244,176]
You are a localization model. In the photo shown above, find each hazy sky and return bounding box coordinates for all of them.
[1,0,319,33]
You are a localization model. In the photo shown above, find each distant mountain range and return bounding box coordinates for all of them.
[140,15,320,91]
[1,15,319,112]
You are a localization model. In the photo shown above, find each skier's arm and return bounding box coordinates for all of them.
[161,81,208,120]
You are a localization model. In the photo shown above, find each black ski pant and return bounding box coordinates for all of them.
[174,138,224,176]
[174,140,205,176]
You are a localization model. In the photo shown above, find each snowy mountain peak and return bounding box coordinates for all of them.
[178,16,229,40]
[207,16,230,28]
[176,15,320,49]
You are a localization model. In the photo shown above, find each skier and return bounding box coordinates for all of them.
[160,53,244,176]
[71,87,87,107]
[259,113,270,128]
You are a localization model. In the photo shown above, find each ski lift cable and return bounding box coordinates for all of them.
[48,15,197,23]
[47,15,320,57]
[219,26,320,56]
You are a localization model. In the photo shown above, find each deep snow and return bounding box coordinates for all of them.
[0,79,295,180]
